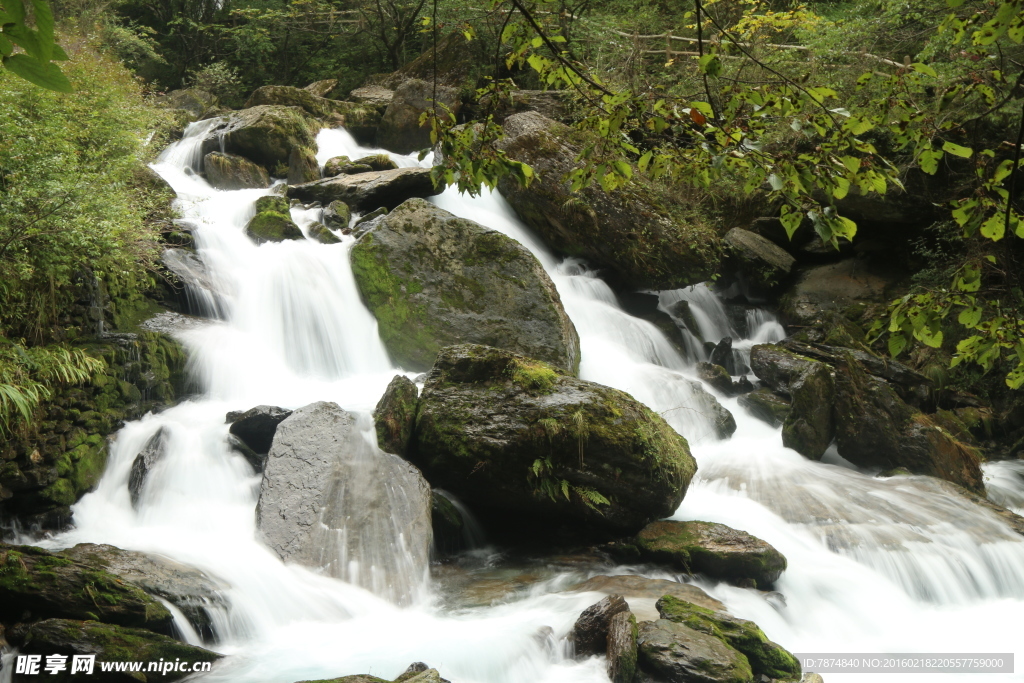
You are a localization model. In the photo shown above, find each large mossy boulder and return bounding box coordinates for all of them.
[406,344,697,539]
[833,359,985,492]
[244,85,381,143]
[205,105,319,176]
[58,543,228,641]
[377,79,461,154]
[624,520,787,589]
[495,111,721,290]
[0,544,173,634]
[750,344,835,459]
[245,195,304,244]
[638,618,754,683]
[288,167,440,212]
[10,618,221,682]
[655,596,801,681]
[350,199,580,373]
[204,151,270,190]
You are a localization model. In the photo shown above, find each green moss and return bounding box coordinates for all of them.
[246,211,304,243]
[507,358,559,393]
[41,478,77,506]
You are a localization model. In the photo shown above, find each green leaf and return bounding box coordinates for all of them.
[779,205,802,239]
[698,54,721,77]
[947,0,965,6]
[919,148,943,174]
[2,53,72,92]
[888,332,907,357]
[1006,363,1024,390]
[841,156,860,173]
[958,306,983,327]
[833,177,851,199]
[942,141,973,158]
[911,63,937,77]
[980,214,1005,241]
[638,151,652,173]
[0,34,11,57]
[612,160,632,180]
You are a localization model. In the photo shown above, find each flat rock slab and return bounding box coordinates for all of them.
[288,167,440,212]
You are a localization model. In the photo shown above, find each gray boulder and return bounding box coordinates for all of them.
[323,200,352,232]
[570,594,629,656]
[495,111,721,290]
[203,151,270,190]
[204,105,319,176]
[288,167,440,212]
[350,199,580,372]
[59,543,229,640]
[256,402,432,604]
[304,79,339,97]
[638,618,753,683]
[724,227,796,288]
[406,345,697,538]
[349,85,395,109]
[378,78,461,154]
[780,259,900,325]
[128,428,167,508]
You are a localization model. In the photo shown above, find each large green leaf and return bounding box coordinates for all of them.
[3,53,72,92]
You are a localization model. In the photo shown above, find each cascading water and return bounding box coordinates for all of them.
[18,122,1024,682]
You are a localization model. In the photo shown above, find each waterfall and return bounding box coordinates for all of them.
[20,122,1023,683]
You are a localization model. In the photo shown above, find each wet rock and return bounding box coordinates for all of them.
[288,167,440,212]
[691,380,738,439]
[255,402,432,604]
[0,544,173,633]
[354,154,400,171]
[245,195,304,244]
[637,618,753,683]
[10,618,220,682]
[161,248,218,294]
[324,155,374,177]
[410,345,697,539]
[374,375,419,456]
[378,79,462,154]
[128,428,167,509]
[495,111,721,290]
[698,362,736,396]
[737,388,791,428]
[656,595,801,681]
[567,575,724,618]
[724,228,797,289]
[58,543,229,640]
[353,205,389,233]
[308,223,342,244]
[288,145,320,184]
[227,405,293,454]
[570,594,630,656]
[206,105,319,175]
[709,337,734,373]
[628,520,787,588]
[244,85,381,143]
[750,344,835,460]
[203,151,270,190]
[350,199,579,372]
[607,610,639,683]
[833,360,984,492]
[323,200,352,231]
[228,433,265,472]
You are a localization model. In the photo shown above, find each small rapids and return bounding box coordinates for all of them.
[11,123,1022,682]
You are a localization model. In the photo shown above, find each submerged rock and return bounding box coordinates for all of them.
[58,543,229,640]
[256,402,432,604]
[655,595,801,681]
[204,151,270,190]
[378,78,461,154]
[626,520,787,589]
[226,404,293,454]
[10,618,221,682]
[128,428,168,509]
[495,111,721,290]
[350,199,580,372]
[737,388,791,428]
[288,167,440,212]
[0,544,173,634]
[570,594,630,656]
[409,345,697,539]
[245,195,304,244]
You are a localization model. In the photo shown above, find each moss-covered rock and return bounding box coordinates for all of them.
[410,344,697,539]
[724,227,796,290]
[350,199,580,373]
[204,105,320,174]
[737,388,791,428]
[244,85,381,143]
[308,223,342,244]
[203,151,270,190]
[833,359,985,492]
[374,375,419,456]
[637,618,753,683]
[324,200,352,232]
[288,167,441,212]
[750,344,835,459]
[626,520,787,589]
[245,195,304,244]
[0,544,173,633]
[607,610,639,683]
[324,155,373,177]
[288,145,320,184]
[656,596,801,681]
[378,79,462,154]
[10,618,221,682]
[495,111,721,290]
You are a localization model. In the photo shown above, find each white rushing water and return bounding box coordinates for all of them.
[25,123,1024,682]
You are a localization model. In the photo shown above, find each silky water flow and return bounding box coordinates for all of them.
[11,123,1024,682]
